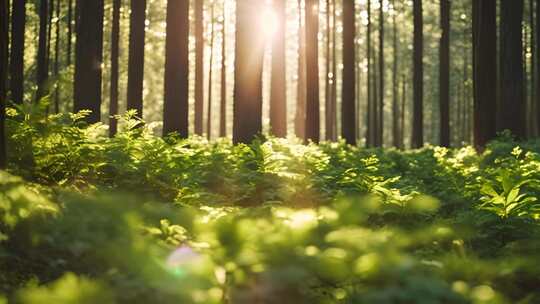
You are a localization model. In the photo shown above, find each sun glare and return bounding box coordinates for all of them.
[259,5,279,40]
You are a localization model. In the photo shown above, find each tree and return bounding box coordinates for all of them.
[36,0,49,102]
[0,0,7,168]
[472,0,497,149]
[305,0,320,143]
[366,0,374,147]
[499,0,525,138]
[207,2,215,139]
[67,0,73,66]
[325,0,332,141]
[537,0,540,133]
[411,0,423,148]
[219,0,227,138]
[194,0,204,135]
[233,0,265,144]
[9,0,25,105]
[270,0,287,137]
[377,0,384,147]
[391,0,400,148]
[439,0,450,147]
[163,0,189,138]
[53,0,60,112]
[127,0,146,118]
[74,0,104,124]
[295,0,306,140]
[109,0,121,137]
[342,0,356,145]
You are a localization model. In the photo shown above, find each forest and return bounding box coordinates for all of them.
[1,0,540,303]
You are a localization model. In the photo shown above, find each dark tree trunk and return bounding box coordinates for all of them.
[36,0,49,102]
[342,0,356,145]
[439,0,450,147]
[366,0,374,147]
[74,0,104,124]
[163,0,189,137]
[330,0,337,141]
[392,0,399,148]
[377,0,384,147]
[537,0,540,133]
[9,0,25,105]
[411,0,423,148]
[270,0,287,138]
[127,0,146,118]
[194,0,204,135]
[401,75,406,149]
[325,0,333,141]
[109,0,121,137]
[499,0,525,138]
[295,0,306,140]
[220,1,227,138]
[304,0,320,143]
[53,0,60,113]
[207,2,215,140]
[0,0,7,168]
[67,0,73,66]
[530,0,535,136]
[233,0,264,144]
[472,0,497,149]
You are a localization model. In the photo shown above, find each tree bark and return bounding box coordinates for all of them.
[411,0,423,148]
[194,0,204,135]
[9,0,25,105]
[109,0,121,137]
[36,0,49,102]
[499,0,525,138]
[127,0,146,118]
[0,0,7,168]
[270,0,287,137]
[295,0,306,140]
[304,0,320,143]
[219,1,227,138]
[392,0,399,148]
[366,0,374,147]
[233,0,265,144]
[342,0,356,145]
[472,0,497,149]
[325,0,332,141]
[74,0,104,124]
[537,0,540,133]
[206,2,215,140]
[439,0,450,147]
[53,0,60,113]
[67,0,73,66]
[377,0,384,147]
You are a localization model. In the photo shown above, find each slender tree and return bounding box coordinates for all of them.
[67,0,73,66]
[400,75,406,149]
[325,0,332,140]
[0,0,7,168]
[366,0,374,146]
[411,0,423,148]
[109,0,121,137]
[499,0,525,138]
[439,0,450,147]
[472,0,497,149]
[36,0,49,102]
[127,0,146,118]
[9,0,25,105]
[219,0,227,138]
[295,0,307,140]
[391,0,400,148]
[342,0,356,145]
[53,0,60,112]
[74,0,104,123]
[270,0,287,137]
[163,0,189,137]
[194,0,204,135]
[305,0,320,143]
[330,0,337,141]
[377,0,384,146]
[537,0,540,133]
[530,0,535,136]
[233,0,265,143]
[207,2,215,139]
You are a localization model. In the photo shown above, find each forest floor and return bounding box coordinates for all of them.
[1,111,540,303]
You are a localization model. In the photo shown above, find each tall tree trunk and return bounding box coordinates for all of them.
[330,0,337,141]
[53,0,60,113]
[219,1,227,138]
[531,0,536,136]
[74,0,104,124]
[377,0,384,146]
[194,0,204,135]
[67,0,73,66]
[499,0,525,138]
[207,2,215,140]
[304,0,320,143]
[439,0,450,147]
[342,0,356,145]
[9,0,25,105]
[270,0,287,137]
[537,0,540,133]
[411,0,423,148]
[391,0,399,148]
[295,0,306,140]
[473,0,497,149]
[366,0,373,147]
[163,0,189,137]
[325,0,332,140]
[0,0,7,168]
[127,0,146,118]
[36,0,49,102]
[400,75,406,149]
[233,0,264,144]
[109,0,121,137]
